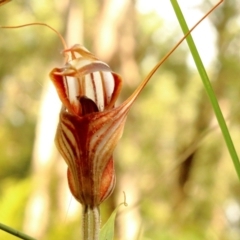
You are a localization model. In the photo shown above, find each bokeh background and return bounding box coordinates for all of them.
[1,0,240,239]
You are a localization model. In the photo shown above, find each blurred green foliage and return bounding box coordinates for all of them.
[1,0,240,240]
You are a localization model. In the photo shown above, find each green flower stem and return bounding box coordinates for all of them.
[82,205,100,240]
[170,0,240,180]
[0,222,36,240]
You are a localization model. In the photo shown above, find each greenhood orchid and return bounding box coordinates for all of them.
[49,38,190,209]
[50,45,144,208]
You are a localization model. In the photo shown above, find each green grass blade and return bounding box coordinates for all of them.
[0,222,36,240]
[170,0,240,180]
[100,203,127,240]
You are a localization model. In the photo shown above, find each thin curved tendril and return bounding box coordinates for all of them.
[128,0,223,104]
[0,22,69,63]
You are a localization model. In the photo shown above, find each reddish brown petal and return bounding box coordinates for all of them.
[99,157,116,203]
[50,63,122,115]
[0,0,11,6]
[49,68,76,114]
[55,100,130,206]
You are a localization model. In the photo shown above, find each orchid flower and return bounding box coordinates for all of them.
[49,26,203,238]
[50,44,154,209]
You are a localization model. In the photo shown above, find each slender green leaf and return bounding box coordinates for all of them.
[170,0,240,180]
[100,203,126,240]
[0,222,36,240]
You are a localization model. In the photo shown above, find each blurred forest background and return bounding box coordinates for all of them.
[1,0,240,239]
